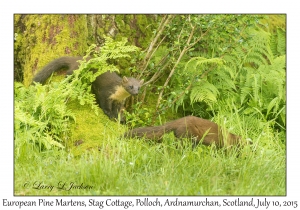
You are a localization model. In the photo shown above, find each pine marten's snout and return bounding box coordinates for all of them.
[130,88,139,95]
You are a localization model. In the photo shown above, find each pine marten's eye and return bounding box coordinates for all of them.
[130,86,133,89]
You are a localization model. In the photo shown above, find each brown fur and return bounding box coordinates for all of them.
[32,56,84,83]
[124,116,242,148]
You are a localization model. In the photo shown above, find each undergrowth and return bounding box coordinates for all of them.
[14,127,285,195]
[14,86,286,195]
[14,37,139,158]
[14,17,286,196]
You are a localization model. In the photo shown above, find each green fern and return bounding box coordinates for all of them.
[15,37,139,155]
[243,29,273,67]
[208,66,236,93]
[210,25,285,131]
[190,80,219,105]
[184,57,224,72]
[270,28,286,56]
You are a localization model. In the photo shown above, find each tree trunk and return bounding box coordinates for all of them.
[14,14,89,86]
[14,14,160,86]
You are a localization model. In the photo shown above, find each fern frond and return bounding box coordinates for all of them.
[272,55,286,72]
[239,67,255,104]
[223,53,241,70]
[184,56,224,75]
[243,28,273,67]
[276,28,286,55]
[190,80,219,104]
[209,67,236,93]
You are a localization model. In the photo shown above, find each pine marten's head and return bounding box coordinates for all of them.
[122,76,144,95]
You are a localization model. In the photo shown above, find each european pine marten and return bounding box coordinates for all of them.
[32,56,144,121]
[123,116,243,148]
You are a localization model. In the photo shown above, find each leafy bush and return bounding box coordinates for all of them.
[135,15,286,138]
[14,37,139,157]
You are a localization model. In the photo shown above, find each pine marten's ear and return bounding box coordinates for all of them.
[122,76,129,83]
[139,79,144,85]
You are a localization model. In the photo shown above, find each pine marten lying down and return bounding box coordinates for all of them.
[123,116,245,148]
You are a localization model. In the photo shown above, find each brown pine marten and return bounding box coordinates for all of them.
[123,116,243,148]
[32,56,144,122]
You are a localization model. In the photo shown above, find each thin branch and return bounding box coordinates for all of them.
[142,52,170,86]
[155,20,196,110]
[138,15,173,79]
[140,34,167,80]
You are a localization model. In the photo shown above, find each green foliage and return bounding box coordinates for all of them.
[223,27,286,131]
[190,81,219,105]
[14,37,139,157]
[15,127,285,195]
[238,55,286,128]
[123,102,153,127]
[183,57,223,106]
[14,15,286,196]
[270,28,286,57]
[65,37,139,109]
[143,15,286,135]
[15,82,74,157]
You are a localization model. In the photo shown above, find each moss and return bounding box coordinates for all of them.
[15,14,161,85]
[114,14,158,49]
[90,14,160,53]
[15,14,88,86]
[66,100,127,157]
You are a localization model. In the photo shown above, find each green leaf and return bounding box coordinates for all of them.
[266,97,278,117]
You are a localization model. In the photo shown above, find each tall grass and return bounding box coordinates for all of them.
[14,86,285,196]
[14,127,285,196]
